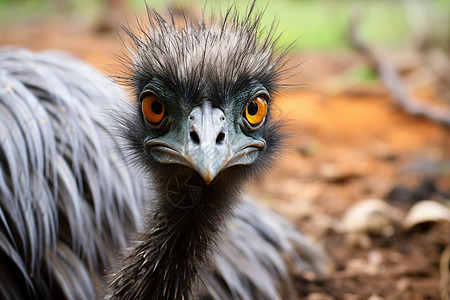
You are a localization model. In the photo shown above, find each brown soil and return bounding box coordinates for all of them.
[1,18,449,300]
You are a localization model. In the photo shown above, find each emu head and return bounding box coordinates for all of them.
[116,6,289,191]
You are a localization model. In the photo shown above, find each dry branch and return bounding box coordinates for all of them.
[348,13,450,127]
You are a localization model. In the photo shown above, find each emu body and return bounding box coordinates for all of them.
[0,48,141,299]
[0,5,328,300]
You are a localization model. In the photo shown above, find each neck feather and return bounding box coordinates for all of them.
[108,169,242,300]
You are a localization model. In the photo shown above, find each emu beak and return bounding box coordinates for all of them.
[185,102,232,184]
[146,102,265,185]
[184,102,266,184]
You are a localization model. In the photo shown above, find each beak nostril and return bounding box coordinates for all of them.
[216,132,225,144]
[190,131,200,144]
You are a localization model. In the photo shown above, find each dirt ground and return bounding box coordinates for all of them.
[1,19,449,300]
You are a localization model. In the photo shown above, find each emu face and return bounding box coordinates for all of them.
[119,9,287,186]
[141,80,268,184]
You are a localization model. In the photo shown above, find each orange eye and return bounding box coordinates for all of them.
[244,96,268,126]
[142,94,165,125]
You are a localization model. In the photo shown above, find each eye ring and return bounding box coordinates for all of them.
[244,96,268,128]
[141,94,166,127]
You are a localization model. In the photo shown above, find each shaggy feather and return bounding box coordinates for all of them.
[0,47,141,299]
[115,4,290,106]
[198,196,328,300]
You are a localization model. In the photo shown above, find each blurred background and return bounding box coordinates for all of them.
[1,0,449,299]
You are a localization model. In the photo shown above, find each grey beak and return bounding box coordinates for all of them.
[185,102,231,184]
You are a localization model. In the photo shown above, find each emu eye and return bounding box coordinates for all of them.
[142,94,166,125]
[244,96,268,126]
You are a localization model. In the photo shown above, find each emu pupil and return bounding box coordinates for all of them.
[152,100,163,115]
[248,101,258,116]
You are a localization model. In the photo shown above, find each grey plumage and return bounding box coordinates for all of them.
[0,47,141,299]
[0,4,328,300]
[202,196,328,300]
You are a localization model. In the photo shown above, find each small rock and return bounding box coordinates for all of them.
[368,250,383,266]
[346,250,384,275]
[307,293,333,300]
[396,277,411,292]
[343,294,359,300]
[345,232,372,248]
[340,199,402,236]
[387,178,438,207]
[319,163,358,183]
[346,258,379,275]
[302,270,318,281]
[403,200,450,229]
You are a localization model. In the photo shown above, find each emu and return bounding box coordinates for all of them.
[0,4,328,300]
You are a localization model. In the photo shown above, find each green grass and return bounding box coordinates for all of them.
[0,0,448,52]
[165,0,412,51]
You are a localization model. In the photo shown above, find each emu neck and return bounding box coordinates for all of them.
[109,170,240,300]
